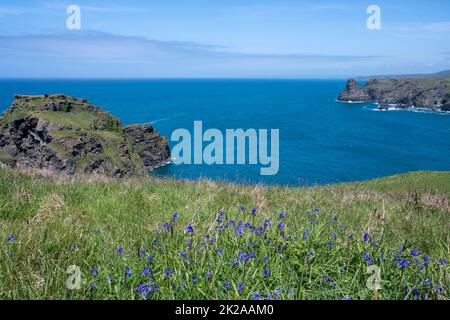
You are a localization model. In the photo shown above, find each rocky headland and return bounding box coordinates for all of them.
[0,94,170,177]
[337,77,450,111]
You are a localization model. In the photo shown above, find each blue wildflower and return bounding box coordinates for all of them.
[107,276,113,285]
[141,267,150,277]
[363,252,374,265]
[180,251,187,259]
[348,233,354,241]
[410,248,419,256]
[438,258,448,267]
[172,212,179,221]
[217,248,224,255]
[438,284,444,294]
[257,226,264,236]
[238,282,244,294]
[223,279,231,290]
[327,240,335,247]
[117,246,124,254]
[251,208,257,215]
[91,281,97,289]
[363,232,370,243]
[397,259,409,269]
[264,255,269,263]
[7,235,14,243]
[264,219,271,229]
[342,295,352,300]
[251,291,262,300]
[331,231,337,239]
[278,221,285,231]
[147,255,154,263]
[90,267,98,277]
[164,268,174,277]
[263,268,270,277]
[331,214,337,222]
[125,267,132,277]
[423,255,430,265]
[192,275,198,282]
[186,223,195,234]
[279,211,287,219]
[303,228,310,239]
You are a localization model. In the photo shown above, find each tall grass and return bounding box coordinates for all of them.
[0,168,448,300]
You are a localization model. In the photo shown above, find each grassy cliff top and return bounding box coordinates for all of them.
[0,168,448,300]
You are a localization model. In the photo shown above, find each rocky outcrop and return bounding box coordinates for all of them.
[0,94,171,177]
[338,77,450,110]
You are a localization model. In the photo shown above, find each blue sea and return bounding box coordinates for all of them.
[1,79,449,186]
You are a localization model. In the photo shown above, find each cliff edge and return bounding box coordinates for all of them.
[0,94,170,177]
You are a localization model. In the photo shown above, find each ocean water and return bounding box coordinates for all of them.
[0,79,449,186]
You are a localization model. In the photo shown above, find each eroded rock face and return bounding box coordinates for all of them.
[337,79,372,102]
[338,78,450,110]
[123,124,170,169]
[0,94,171,177]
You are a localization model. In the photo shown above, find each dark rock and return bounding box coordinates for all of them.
[337,79,372,102]
[338,77,450,111]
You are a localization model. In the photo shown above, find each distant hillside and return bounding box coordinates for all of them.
[356,69,450,81]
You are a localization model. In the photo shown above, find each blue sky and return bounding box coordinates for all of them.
[0,0,449,78]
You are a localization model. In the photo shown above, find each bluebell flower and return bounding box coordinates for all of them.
[263,268,270,277]
[192,275,198,282]
[251,291,262,300]
[141,267,150,277]
[90,267,98,277]
[117,246,124,254]
[423,278,432,288]
[363,252,374,265]
[348,233,354,241]
[338,225,344,232]
[125,267,132,277]
[342,295,352,300]
[91,281,97,289]
[410,248,419,256]
[322,275,333,284]
[239,205,246,212]
[396,259,409,269]
[238,282,244,294]
[423,255,430,265]
[147,255,154,263]
[162,223,170,230]
[217,248,224,255]
[413,289,421,298]
[251,208,257,215]
[107,276,113,285]
[315,208,320,214]
[327,240,335,247]
[274,289,282,295]
[180,251,187,259]
[331,214,337,222]
[139,247,146,258]
[264,219,271,229]
[7,235,14,243]
[363,232,370,243]
[186,223,195,234]
[172,212,179,221]
[257,226,264,236]
[438,283,444,294]
[164,268,174,277]
[303,228,310,239]
[279,211,287,219]
[245,252,256,261]
[223,279,231,290]
[264,255,269,263]
[331,231,337,239]
[278,222,285,231]
[438,258,448,266]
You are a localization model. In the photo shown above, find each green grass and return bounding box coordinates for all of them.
[0,169,448,300]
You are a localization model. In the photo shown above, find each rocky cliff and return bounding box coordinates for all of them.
[337,77,450,111]
[0,94,170,177]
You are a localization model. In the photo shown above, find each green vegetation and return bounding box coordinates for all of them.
[0,169,448,300]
